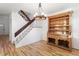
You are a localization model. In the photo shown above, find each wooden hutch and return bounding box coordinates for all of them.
[48,11,73,51]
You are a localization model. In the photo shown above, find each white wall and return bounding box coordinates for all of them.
[10,12,27,43]
[42,19,48,41]
[0,15,9,35]
[32,19,48,41]
[71,7,79,49]
[16,28,42,48]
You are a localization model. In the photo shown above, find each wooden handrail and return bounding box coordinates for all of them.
[19,10,31,21]
[15,18,35,37]
[15,10,35,37]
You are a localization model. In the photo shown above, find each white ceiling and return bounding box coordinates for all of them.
[0,3,79,16]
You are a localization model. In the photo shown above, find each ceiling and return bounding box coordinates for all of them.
[0,3,79,16]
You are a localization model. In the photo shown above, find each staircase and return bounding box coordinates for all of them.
[14,10,35,45]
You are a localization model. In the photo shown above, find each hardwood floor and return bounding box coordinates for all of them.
[0,35,79,56]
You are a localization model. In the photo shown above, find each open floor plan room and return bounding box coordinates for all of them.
[0,3,79,56]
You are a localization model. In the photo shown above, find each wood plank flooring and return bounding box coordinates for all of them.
[0,35,79,56]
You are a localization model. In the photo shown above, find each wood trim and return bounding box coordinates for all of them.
[48,11,73,19]
[19,10,31,21]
